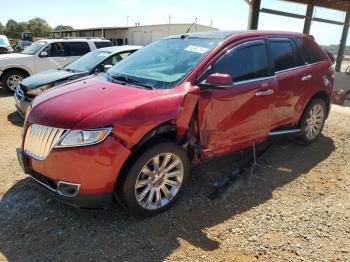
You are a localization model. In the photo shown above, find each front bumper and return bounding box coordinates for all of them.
[16,136,132,209]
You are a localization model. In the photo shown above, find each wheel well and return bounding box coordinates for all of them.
[114,122,179,194]
[309,91,331,118]
[298,91,331,127]
[1,68,30,81]
[130,122,177,153]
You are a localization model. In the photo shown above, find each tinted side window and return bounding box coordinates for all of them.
[104,51,133,66]
[269,40,296,72]
[94,41,113,49]
[67,42,90,56]
[43,42,66,57]
[205,42,269,82]
[295,37,324,64]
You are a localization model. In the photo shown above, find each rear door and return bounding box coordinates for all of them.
[197,39,276,156]
[294,37,332,105]
[267,38,313,129]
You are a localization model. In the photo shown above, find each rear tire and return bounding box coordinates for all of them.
[1,70,27,93]
[298,98,326,145]
[116,142,190,217]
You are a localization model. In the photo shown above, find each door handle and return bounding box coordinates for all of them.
[256,89,273,96]
[301,75,312,81]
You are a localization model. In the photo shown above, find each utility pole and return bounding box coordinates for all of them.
[127,16,129,27]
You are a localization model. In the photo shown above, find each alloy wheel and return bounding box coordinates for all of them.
[135,153,184,210]
[7,75,23,91]
[305,104,325,140]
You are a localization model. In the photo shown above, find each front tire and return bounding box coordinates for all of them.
[117,142,190,216]
[1,70,27,93]
[299,98,326,145]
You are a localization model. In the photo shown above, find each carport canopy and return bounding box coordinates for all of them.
[245,0,350,72]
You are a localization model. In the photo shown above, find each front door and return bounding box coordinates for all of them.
[197,39,276,156]
[35,42,70,72]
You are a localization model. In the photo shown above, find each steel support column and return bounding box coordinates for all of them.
[303,2,314,34]
[248,0,261,30]
[336,8,350,72]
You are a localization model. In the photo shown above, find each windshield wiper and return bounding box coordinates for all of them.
[111,75,155,90]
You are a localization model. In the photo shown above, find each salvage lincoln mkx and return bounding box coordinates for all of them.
[17,31,334,216]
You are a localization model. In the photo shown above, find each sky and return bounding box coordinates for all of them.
[0,0,348,45]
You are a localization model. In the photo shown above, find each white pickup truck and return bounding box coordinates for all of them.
[0,38,113,93]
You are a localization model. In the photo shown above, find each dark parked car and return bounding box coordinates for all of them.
[13,40,32,53]
[14,45,142,117]
[17,31,334,216]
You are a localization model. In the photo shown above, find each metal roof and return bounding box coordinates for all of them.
[285,0,350,11]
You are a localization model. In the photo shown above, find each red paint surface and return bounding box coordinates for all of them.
[23,31,333,196]
[29,137,131,194]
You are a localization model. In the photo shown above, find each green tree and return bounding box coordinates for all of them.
[17,22,28,34]
[5,19,20,38]
[54,25,73,31]
[0,22,4,34]
[27,17,52,37]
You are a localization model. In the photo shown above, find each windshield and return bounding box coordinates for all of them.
[108,38,221,89]
[65,49,111,72]
[21,41,47,55]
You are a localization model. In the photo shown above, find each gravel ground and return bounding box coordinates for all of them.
[0,87,349,262]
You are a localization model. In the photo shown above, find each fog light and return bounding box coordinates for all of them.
[57,181,80,197]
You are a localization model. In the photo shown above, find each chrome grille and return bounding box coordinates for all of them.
[24,124,66,160]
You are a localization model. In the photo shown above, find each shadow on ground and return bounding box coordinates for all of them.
[0,86,12,98]
[0,135,335,261]
[7,111,24,127]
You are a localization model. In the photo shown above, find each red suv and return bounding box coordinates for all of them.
[17,31,334,216]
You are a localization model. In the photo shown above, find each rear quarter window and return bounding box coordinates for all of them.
[295,37,324,64]
[66,42,90,56]
[94,41,113,49]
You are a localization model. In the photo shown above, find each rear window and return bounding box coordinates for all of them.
[269,39,296,72]
[94,41,113,49]
[295,37,324,64]
[66,42,90,56]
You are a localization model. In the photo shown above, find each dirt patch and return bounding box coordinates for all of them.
[0,86,349,261]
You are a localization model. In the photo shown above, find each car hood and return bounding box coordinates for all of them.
[0,53,32,60]
[28,75,185,131]
[21,69,86,90]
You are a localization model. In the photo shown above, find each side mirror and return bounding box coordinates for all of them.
[39,51,48,57]
[103,64,113,71]
[200,73,233,89]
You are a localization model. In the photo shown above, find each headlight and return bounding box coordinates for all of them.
[55,128,112,148]
[26,85,49,97]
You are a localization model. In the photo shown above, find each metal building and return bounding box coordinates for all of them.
[51,23,218,46]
